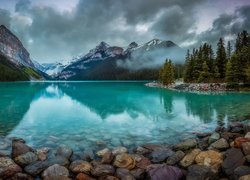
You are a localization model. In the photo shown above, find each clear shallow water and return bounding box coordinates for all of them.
[0,82,250,151]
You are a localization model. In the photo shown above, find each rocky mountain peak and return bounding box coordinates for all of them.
[128,42,139,49]
[0,24,34,67]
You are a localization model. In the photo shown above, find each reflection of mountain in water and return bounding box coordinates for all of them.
[0,83,48,135]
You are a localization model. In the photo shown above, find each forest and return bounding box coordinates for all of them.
[159,30,250,86]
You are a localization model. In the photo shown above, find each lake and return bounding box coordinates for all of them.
[0,82,250,152]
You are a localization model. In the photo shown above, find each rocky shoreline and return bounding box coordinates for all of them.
[145,82,229,92]
[0,120,250,180]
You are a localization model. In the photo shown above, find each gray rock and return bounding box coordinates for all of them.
[42,164,69,178]
[112,146,128,155]
[130,168,145,179]
[234,166,250,179]
[242,120,250,133]
[115,168,135,180]
[209,138,229,150]
[24,156,69,176]
[222,148,246,177]
[14,152,38,167]
[209,133,220,144]
[166,151,185,165]
[56,146,73,159]
[187,165,215,180]
[175,139,197,151]
[0,157,22,178]
[8,172,33,180]
[150,147,174,163]
[242,142,250,155]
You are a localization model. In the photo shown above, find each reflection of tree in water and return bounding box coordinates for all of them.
[183,92,250,124]
[159,90,173,114]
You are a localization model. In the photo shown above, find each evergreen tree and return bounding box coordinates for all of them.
[198,61,210,83]
[215,38,227,79]
[226,41,232,60]
[159,59,175,85]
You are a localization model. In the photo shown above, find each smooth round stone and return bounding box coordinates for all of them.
[187,165,215,180]
[166,151,185,165]
[175,139,197,151]
[234,166,250,179]
[209,138,229,150]
[180,149,201,168]
[56,146,73,159]
[91,164,115,177]
[113,153,135,170]
[76,173,96,180]
[209,133,220,144]
[97,148,110,157]
[11,139,33,158]
[69,160,93,174]
[42,164,69,178]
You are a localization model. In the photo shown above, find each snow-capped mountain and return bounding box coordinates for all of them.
[55,39,183,80]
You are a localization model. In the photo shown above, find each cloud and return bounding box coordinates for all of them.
[0,9,11,28]
[0,0,249,63]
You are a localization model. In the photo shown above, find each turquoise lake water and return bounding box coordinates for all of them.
[0,82,250,151]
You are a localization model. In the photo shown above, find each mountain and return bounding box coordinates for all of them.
[0,25,46,81]
[56,39,183,80]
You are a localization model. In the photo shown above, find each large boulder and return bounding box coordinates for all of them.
[180,149,201,168]
[195,150,223,173]
[69,160,93,174]
[222,148,246,177]
[0,157,22,178]
[11,139,33,158]
[56,146,73,159]
[14,152,38,167]
[187,165,215,180]
[42,164,69,178]
[147,164,185,180]
[91,164,115,177]
[113,153,135,170]
[175,139,197,151]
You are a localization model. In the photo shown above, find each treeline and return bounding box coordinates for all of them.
[159,30,250,85]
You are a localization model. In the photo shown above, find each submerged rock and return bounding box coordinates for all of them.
[113,153,135,170]
[0,157,22,178]
[147,164,185,180]
[11,139,33,158]
[14,152,38,167]
[97,148,110,157]
[56,146,73,159]
[150,147,174,163]
[180,149,201,168]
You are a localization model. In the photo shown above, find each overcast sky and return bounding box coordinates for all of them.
[0,0,250,63]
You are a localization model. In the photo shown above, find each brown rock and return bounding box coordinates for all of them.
[234,137,250,148]
[43,175,71,180]
[11,139,33,158]
[14,152,38,167]
[97,148,110,157]
[113,153,135,170]
[8,172,33,180]
[195,150,223,173]
[166,151,185,165]
[0,157,22,178]
[221,132,241,141]
[112,147,128,155]
[179,149,201,168]
[239,174,250,180]
[115,168,134,179]
[130,168,145,179]
[69,160,93,174]
[131,154,151,170]
[36,147,49,161]
[98,176,119,180]
[76,173,96,180]
[210,138,229,150]
[101,152,114,164]
[175,139,197,151]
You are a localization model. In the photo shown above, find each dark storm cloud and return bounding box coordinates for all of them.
[193,4,250,49]
[15,0,31,13]
[0,9,11,28]
[0,0,249,62]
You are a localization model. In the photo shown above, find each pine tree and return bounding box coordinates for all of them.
[215,38,227,79]
[198,61,210,83]
[159,59,175,85]
[226,41,232,60]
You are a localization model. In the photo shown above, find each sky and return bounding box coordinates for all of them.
[0,0,250,63]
